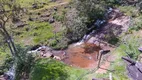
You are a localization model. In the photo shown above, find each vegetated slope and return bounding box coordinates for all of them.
[1,0,142,80]
[12,0,70,49]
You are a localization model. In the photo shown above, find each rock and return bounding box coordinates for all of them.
[15,32,22,35]
[100,43,105,48]
[28,17,36,21]
[0,75,5,80]
[15,21,27,28]
[33,33,38,36]
[40,2,46,5]
[94,41,100,46]
[12,17,20,23]
[64,6,68,9]
[138,54,142,63]
[40,13,51,17]
[138,47,142,52]
[50,0,56,2]
[31,45,41,50]
[49,17,55,23]
[54,7,57,11]
[29,12,32,15]
[37,12,41,15]
[88,57,92,60]
[32,3,38,9]
[39,17,49,22]
[106,8,124,20]
[25,28,29,31]
[23,8,27,13]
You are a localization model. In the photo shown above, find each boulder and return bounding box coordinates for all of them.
[32,3,38,9]
[15,21,27,28]
[40,13,51,17]
[37,12,41,15]
[30,45,41,50]
[54,7,57,11]
[49,17,55,23]
[28,17,37,21]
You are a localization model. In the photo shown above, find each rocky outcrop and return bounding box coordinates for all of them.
[86,8,130,45]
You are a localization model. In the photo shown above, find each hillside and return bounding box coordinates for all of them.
[0,0,142,80]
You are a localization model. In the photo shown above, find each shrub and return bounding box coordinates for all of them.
[108,37,120,45]
[53,12,65,22]
[64,8,88,41]
[129,15,142,31]
[15,45,35,80]
[121,35,142,60]
[30,59,69,80]
[0,52,13,75]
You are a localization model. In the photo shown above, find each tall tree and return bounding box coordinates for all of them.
[0,0,22,56]
[64,0,105,41]
[73,0,105,22]
[64,8,88,41]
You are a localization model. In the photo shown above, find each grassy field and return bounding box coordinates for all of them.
[14,21,54,45]
[17,0,50,8]
[30,58,88,80]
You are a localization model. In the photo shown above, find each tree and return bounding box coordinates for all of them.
[64,8,88,41]
[64,0,105,42]
[73,0,105,22]
[0,0,22,57]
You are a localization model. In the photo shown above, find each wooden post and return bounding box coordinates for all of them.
[97,51,103,68]
[97,50,110,68]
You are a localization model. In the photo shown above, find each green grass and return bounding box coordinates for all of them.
[28,22,54,44]
[129,15,142,31]
[13,21,67,49]
[14,21,55,45]
[118,5,142,31]
[118,6,139,17]
[17,0,50,8]
[0,50,7,66]
[92,34,142,80]
[30,58,87,80]
[0,48,12,74]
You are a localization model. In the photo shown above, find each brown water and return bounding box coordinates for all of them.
[62,43,102,69]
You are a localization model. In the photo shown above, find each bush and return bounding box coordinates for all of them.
[64,8,88,41]
[53,12,65,22]
[108,37,120,45]
[48,38,68,50]
[0,52,13,75]
[129,15,142,31]
[30,58,88,80]
[30,59,69,80]
[15,45,35,80]
[121,35,142,60]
